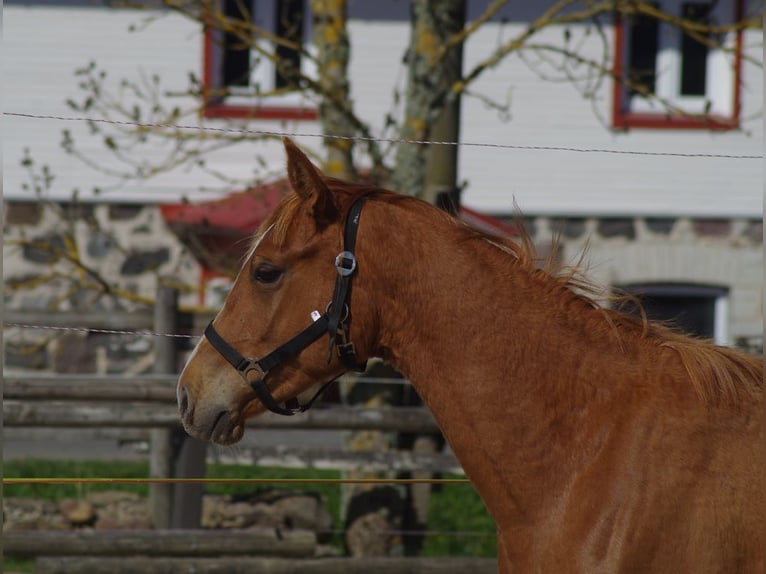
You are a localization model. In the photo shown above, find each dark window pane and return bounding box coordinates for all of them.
[680,3,711,96]
[627,5,659,97]
[637,294,715,338]
[223,0,252,87]
[274,0,304,89]
[619,285,722,340]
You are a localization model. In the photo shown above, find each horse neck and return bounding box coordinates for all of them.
[355,199,668,526]
[359,198,642,394]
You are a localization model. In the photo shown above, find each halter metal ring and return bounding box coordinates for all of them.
[326,301,350,323]
[335,251,357,277]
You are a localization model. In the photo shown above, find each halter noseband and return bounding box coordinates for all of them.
[203,196,368,416]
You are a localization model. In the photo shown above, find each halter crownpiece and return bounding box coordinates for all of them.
[203,195,368,416]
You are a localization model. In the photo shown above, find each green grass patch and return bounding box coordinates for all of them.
[422,478,497,557]
[3,459,151,500]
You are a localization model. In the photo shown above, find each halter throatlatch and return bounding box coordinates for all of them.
[203,196,368,416]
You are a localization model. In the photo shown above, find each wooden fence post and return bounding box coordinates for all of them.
[170,431,207,528]
[148,284,207,529]
[149,284,178,529]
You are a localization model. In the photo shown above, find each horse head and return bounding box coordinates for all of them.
[177,138,376,445]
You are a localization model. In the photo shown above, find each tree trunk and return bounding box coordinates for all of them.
[312,0,356,179]
[392,0,465,201]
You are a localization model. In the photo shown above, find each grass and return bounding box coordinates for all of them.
[423,478,497,557]
[3,459,496,563]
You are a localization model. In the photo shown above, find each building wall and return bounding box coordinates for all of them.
[5,3,762,217]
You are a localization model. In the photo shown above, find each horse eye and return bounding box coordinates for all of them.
[253,264,283,284]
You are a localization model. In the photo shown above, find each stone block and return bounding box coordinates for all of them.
[120,247,170,275]
[550,218,586,239]
[645,218,676,235]
[5,202,43,225]
[22,234,66,264]
[597,218,636,240]
[60,202,95,222]
[59,499,96,526]
[108,204,144,221]
[744,220,762,244]
[86,231,117,258]
[692,219,732,238]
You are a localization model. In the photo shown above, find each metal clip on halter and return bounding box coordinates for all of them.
[335,251,357,277]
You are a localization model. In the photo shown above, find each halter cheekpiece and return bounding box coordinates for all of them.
[203,196,368,416]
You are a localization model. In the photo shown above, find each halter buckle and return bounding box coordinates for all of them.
[238,359,266,384]
[335,251,357,277]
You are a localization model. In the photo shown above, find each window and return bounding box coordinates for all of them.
[619,284,729,344]
[202,0,318,120]
[613,0,743,129]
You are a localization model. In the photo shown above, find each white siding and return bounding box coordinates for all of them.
[457,21,763,217]
[4,4,763,218]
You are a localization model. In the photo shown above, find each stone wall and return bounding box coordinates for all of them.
[3,200,202,374]
[3,488,335,542]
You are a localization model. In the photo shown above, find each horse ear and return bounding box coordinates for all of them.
[283,138,339,227]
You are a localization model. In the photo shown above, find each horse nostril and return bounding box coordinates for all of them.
[178,385,189,416]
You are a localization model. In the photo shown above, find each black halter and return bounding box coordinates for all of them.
[203,196,368,416]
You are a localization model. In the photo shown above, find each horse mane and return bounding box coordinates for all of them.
[253,177,762,407]
[456,210,763,407]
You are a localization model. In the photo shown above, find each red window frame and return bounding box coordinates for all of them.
[611,0,744,131]
[200,20,318,121]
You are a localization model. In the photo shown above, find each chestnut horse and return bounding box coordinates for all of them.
[178,139,763,572]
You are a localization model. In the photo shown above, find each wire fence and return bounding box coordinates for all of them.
[3,322,195,339]
[3,477,470,486]
[4,111,761,159]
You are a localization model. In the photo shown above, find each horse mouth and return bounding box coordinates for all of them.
[208,410,245,446]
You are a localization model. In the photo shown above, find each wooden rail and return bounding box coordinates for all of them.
[3,374,459,472]
[3,400,441,433]
[241,444,462,474]
[5,528,495,574]
[3,375,441,433]
[3,375,178,401]
[3,528,316,558]
[33,556,498,574]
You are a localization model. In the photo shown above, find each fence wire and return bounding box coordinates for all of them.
[5,111,761,159]
[3,322,195,339]
[3,477,469,486]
